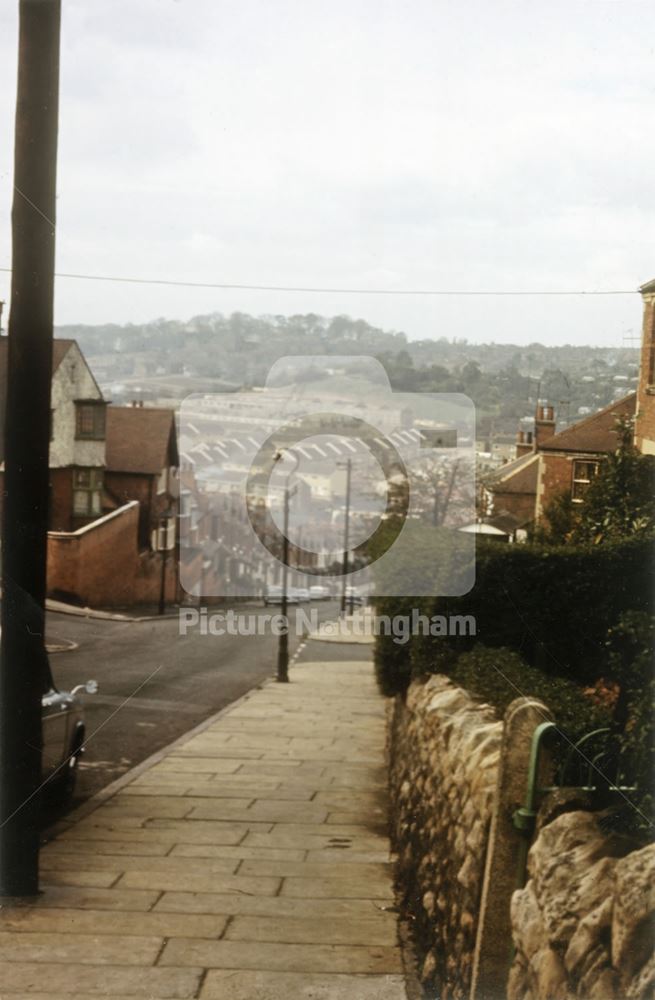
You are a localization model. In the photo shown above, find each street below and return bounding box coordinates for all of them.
[44,600,342,810]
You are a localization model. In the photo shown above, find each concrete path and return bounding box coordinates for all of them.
[309,606,375,644]
[0,655,408,999]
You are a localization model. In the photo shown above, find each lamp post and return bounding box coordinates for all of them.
[339,458,352,614]
[157,508,175,615]
[274,450,298,683]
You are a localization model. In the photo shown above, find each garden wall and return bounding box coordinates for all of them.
[510,810,655,1000]
[389,674,655,1000]
[388,674,502,998]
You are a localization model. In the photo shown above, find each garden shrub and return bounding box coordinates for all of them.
[447,644,610,742]
[373,533,655,697]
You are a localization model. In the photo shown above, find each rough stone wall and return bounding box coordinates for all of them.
[510,810,655,1000]
[388,674,502,998]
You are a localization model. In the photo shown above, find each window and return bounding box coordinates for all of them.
[75,402,106,440]
[73,468,103,517]
[572,460,599,502]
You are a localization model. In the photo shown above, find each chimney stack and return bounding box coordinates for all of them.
[516,428,534,457]
[534,402,556,448]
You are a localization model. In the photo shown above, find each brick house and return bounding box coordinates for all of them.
[534,393,636,519]
[484,395,637,528]
[1,337,181,606]
[0,338,106,531]
[481,404,556,528]
[103,404,179,549]
[482,451,540,526]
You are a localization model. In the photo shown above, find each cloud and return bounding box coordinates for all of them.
[0,0,652,345]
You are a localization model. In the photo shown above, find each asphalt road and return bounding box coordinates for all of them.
[44,599,345,810]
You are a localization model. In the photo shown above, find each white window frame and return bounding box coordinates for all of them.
[571,459,600,503]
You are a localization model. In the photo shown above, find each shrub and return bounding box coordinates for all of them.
[373,596,415,697]
[604,612,655,836]
[448,644,610,742]
[372,528,654,698]
[413,533,654,685]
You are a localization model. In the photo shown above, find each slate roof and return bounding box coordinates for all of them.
[484,451,540,494]
[105,406,179,475]
[537,393,636,454]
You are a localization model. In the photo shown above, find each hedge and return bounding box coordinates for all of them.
[448,644,610,743]
[374,532,655,697]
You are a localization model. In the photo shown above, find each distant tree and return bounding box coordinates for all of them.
[460,360,481,386]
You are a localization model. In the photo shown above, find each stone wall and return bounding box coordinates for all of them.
[388,674,502,998]
[510,810,655,1000]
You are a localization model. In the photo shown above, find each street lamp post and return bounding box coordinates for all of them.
[157,509,175,615]
[274,450,299,682]
[339,458,352,615]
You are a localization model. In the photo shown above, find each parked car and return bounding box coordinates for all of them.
[42,675,98,804]
[309,585,330,600]
[0,612,97,806]
[264,585,299,606]
[292,587,311,603]
[345,586,365,607]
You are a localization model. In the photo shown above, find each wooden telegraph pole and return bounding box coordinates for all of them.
[0,0,61,896]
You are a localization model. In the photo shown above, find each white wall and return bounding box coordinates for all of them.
[50,342,105,469]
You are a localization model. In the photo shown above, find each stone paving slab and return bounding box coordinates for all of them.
[159,938,403,975]
[201,971,407,1000]
[0,963,203,997]
[153,891,399,920]
[225,914,398,946]
[0,657,407,999]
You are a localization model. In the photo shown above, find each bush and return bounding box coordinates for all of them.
[604,612,655,836]
[448,644,610,742]
[373,533,654,697]
[411,537,655,684]
[373,596,415,697]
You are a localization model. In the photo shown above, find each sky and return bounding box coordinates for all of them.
[0,1,653,346]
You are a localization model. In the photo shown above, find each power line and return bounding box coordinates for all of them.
[0,266,640,297]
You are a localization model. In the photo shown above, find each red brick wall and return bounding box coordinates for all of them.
[47,502,139,607]
[536,452,573,520]
[635,292,655,455]
[134,548,180,605]
[47,500,180,608]
[105,471,157,548]
[489,488,537,524]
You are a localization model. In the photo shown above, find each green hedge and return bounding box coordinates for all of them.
[448,645,610,740]
[374,533,655,697]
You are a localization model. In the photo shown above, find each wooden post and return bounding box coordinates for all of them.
[0,0,61,896]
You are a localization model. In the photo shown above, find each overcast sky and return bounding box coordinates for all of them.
[0,1,652,345]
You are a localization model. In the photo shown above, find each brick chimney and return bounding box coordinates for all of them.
[534,403,556,449]
[516,429,534,457]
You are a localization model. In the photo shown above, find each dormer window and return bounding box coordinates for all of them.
[75,401,106,440]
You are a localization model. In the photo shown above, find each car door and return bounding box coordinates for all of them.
[41,688,71,776]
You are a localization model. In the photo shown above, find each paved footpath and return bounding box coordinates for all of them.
[0,650,408,1000]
